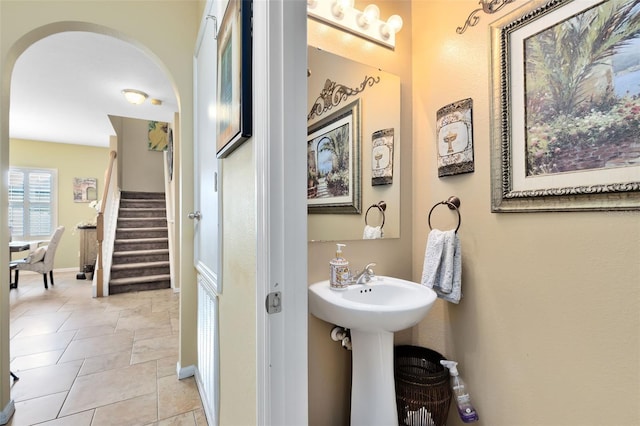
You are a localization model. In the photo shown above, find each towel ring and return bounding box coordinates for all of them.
[428,196,461,232]
[365,201,386,229]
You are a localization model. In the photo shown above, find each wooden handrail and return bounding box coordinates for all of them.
[96,150,117,297]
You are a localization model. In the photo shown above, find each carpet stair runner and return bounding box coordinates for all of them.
[109,191,171,294]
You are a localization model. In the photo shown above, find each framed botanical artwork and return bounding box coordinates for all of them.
[73,177,97,202]
[216,0,252,158]
[436,98,474,177]
[148,121,169,151]
[307,99,362,214]
[490,0,640,212]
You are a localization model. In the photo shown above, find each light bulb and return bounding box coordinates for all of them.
[331,0,353,18]
[357,4,380,28]
[381,14,403,39]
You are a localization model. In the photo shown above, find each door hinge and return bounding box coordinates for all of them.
[266,291,282,314]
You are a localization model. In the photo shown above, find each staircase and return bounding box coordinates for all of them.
[109,191,171,294]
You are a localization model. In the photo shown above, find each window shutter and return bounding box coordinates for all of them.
[28,172,52,236]
[8,168,55,239]
[8,170,25,238]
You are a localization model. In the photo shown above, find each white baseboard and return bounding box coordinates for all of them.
[176,362,196,380]
[194,368,217,426]
[0,399,15,425]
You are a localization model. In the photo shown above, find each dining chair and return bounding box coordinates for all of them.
[10,226,65,289]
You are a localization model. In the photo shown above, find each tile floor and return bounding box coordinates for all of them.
[7,271,207,426]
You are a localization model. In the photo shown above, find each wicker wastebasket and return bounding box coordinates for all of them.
[394,345,451,426]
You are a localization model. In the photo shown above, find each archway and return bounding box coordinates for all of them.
[1,21,185,424]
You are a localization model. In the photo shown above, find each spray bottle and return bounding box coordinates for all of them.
[440,360,479,423]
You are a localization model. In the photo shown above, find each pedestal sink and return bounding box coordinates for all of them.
[308,276,437,426]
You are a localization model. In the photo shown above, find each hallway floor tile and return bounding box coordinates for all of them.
[8,271,207,425]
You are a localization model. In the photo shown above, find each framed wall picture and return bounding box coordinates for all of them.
[216,0,253,158]
[490,0,640,211]
[307,99,362,214]
[73,177,97,202]
[148,121,169,151]
[436,98,474,177]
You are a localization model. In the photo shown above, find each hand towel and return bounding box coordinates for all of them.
[420,229,462,303]
[363,225,383,239]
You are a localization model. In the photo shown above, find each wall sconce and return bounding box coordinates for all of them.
[121,89,148,105]
[307,0,403,50]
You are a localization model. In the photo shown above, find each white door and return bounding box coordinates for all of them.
[194,9,220,288]
[193,4,220,424]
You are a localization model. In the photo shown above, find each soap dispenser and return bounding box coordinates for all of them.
[330,243,350,290]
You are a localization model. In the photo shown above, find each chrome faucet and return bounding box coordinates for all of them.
[352,263,377,284]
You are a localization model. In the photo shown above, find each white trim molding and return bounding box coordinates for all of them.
[176,363,196,380]
[0,399,15,425]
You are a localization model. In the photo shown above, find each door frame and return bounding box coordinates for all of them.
[254,0,308,424]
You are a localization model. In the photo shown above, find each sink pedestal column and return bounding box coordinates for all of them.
[350,330,397,426]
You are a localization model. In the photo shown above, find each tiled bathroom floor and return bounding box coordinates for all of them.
[7,271,207,426]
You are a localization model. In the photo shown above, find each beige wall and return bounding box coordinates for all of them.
[219,140,257,425]
[307,1,414,424]
[308,1,639,425]
[0,0,199,414]
[110,116,166,193]
[9,139,109,270]
[410,1,640,425]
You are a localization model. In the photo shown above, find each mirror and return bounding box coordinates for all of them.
[307,47,401,242]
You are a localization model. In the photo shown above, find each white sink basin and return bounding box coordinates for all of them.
[308,276,437,332]
[309,276,438,425]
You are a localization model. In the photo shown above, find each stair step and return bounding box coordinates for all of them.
[119,208,167,218]
[117,217,167,228]
[112,249,169,264]
[120,200,166,209]
[111,260,170,270]
[109,274,171,294]
[114,237,168,251]
[121,191,166,200]
[116,227,168,239]
[110,261,170,280]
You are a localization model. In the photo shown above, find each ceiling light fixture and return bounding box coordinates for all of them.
[307,0,403,49]
[121,89,148,105]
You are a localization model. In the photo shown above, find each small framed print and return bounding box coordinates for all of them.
[216,0,252,158]
[371,128,394,186]
[436,98,474,177]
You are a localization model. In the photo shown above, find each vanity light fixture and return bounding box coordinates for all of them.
[307,0,403,50]
[121,89,148,105]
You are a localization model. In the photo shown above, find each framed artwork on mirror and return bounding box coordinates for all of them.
[216,0,252,158]
[371,128,394,186]
[490,0,640,212]
[307,99,362,214]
